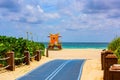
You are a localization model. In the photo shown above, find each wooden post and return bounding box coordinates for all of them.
[35,50,40,61]
[101,50,106,70]
[24,51,30,65]
[40,50,41,59]
[46,48,49,57]
[104,54,118,80]
[101,50,113,70]
[6,51,15,71]
[109,64,120,80]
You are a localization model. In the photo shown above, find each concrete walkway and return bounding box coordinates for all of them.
[16,59,85,80]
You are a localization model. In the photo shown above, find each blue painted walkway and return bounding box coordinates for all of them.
[16,59,85,80]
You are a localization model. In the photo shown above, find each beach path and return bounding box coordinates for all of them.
[16,59,85,80]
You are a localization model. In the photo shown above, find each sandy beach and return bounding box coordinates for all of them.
[0,49,103,80]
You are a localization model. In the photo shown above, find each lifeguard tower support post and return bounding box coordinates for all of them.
[48,33,62,50]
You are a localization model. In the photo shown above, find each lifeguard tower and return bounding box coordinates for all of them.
[48,33,62,50]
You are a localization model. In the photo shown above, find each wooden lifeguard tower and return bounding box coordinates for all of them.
[48,33,62,50]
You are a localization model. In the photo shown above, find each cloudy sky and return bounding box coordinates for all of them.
[0,0,120,42]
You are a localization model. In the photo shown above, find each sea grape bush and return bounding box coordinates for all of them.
[0,35,45,65]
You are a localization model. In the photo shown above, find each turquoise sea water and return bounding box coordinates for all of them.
[44,42,109,49]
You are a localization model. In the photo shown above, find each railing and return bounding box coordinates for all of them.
[30,50,41,62]
[0,50,43,71]
[15,56,27,66]
[0,52,14,71]
[0,57,10,60]
[0,57,10,71]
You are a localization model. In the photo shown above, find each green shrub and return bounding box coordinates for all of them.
[0,35,45,65]
[118,59,120,64]
[108,37,120,63]
[114,47,120,59]
[108,37,120,51]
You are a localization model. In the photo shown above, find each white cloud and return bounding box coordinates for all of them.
[44,13,60,19]
[37,5,44,13]
[26,5,33,10]
[19,4,60,23]
[26,16,38,23]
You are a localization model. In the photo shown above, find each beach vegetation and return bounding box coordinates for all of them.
[0,35,45,66]
[108,37,120,63]
[108,37,120,51]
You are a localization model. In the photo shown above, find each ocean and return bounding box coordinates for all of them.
[43,42,109,49]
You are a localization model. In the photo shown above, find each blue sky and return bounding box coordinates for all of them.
[0,0,120,42]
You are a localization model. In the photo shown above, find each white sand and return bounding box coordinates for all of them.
[0,49,103,80]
